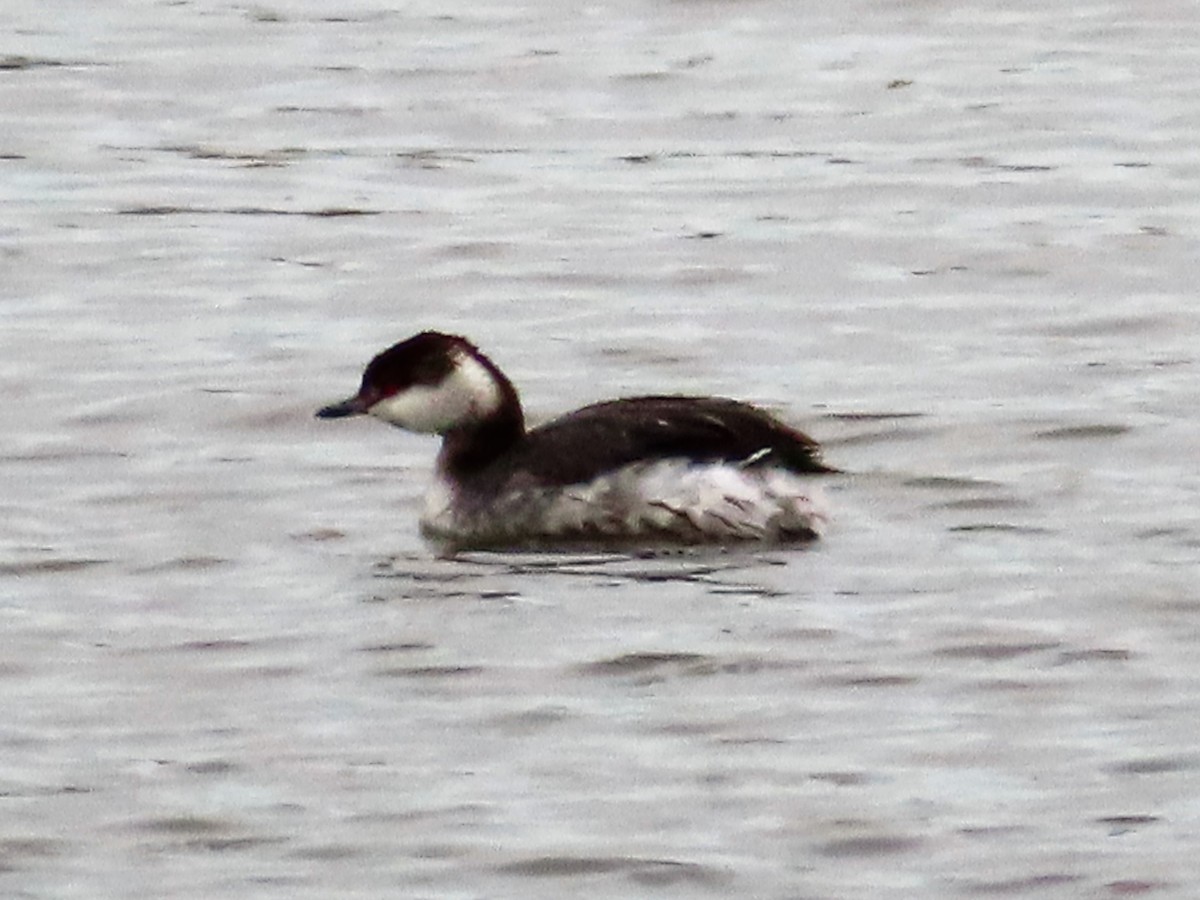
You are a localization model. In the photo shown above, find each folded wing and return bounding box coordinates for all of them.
[508,396,835,487]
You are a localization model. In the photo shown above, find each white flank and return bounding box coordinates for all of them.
[368,350,502,434]
[420,459,829,548]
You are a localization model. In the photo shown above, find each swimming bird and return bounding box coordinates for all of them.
[317,331,835,552]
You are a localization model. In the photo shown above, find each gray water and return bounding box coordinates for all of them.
[4,0,1200,897]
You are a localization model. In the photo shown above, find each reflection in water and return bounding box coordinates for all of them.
[371,546,803,601]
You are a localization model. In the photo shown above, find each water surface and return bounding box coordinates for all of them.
[3,1,1199,897]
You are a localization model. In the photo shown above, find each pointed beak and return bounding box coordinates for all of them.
[315,394,369,419]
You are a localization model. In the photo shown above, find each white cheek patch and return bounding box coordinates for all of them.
[367,352,502,434]
[369,384,462,434]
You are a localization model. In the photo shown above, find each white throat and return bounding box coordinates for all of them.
[367,350,502,434]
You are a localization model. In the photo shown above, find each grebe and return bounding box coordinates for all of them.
[316,331,835,552]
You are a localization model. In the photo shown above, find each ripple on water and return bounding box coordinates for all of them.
[132,815,287,853]
[955,873,1085,894]
[817,834,924,858]
[1095,815,1159,835]
[495,855,729,887]
[0,557,108,576]
[820,673,921,688]
[933,641,1062,661]
[134,555,228,573]
[1105,754,1200,776]
[576,651,808,682]
[357,641,436,653]
[576,651,710,677]
[946,523,1054,535]
[374,664,486,679]
[932,496,1029,513]
[371,548,793,599]
[1033,423,1133,440]
[808,771,873,787]
[0,837,66,866]
[1054,648,1133,665]
[904,475,1006,491]
[484,705,572,736]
